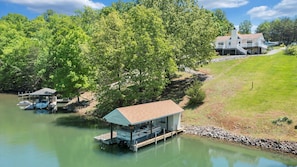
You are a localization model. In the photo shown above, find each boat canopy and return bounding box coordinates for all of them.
[30,88,56,96]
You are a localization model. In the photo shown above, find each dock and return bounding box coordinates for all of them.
[94,132,117,144]
[94,129,184,152]
[132,129,184,152]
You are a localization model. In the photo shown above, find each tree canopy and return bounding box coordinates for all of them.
[256,17,297,45]
[239,20,252,34]
[0,0,228,113]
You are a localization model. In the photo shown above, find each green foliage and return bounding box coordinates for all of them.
[272,117,293,126]
[185,81,205,105]
[239,20,252,34]
[212,9,234,36]
[257,17,297,45]
[0,0,226,114]
[48,15,92,98]
[285,45,297,56]
[92,5,173,113]
[136,0,218,68]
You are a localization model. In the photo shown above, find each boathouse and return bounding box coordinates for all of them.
[94,100,184,151]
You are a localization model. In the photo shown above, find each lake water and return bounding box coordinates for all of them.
[1,94,297,167]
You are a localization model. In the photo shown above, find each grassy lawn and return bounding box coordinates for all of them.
[183,52,297,141]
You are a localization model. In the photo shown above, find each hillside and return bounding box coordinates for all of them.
[183,52,297,141]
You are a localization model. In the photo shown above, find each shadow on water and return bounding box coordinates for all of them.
[93,142,131,155]
[54,114,108,129]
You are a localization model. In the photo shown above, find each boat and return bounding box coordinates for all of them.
[17,88,58,113]
[35,100,49,109]
[17,100,34,110]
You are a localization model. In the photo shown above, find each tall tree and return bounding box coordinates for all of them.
[213,9,234,36]
[239,20,252,34]
[136,0,218,68]
[256,21,271,41]
[92,5,173,114]
[123,5,173,103]
[48,15,92,100]
[91,10,127,113]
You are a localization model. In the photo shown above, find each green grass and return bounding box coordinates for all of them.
[183,52,297,141]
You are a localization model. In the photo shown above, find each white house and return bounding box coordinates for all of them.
[215,28,267,55]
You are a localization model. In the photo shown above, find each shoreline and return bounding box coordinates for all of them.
[183,125,297,156]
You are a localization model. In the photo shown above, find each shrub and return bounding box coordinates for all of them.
[185,81,206,105]
[285,45,297,56]
[272,117,293,126]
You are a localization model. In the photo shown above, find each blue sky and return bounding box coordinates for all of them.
[0,0,296,32]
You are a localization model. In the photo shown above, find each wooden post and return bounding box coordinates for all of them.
[163,128,166,141]
[166,117,169,131]
[110,123,113,144]
[135,141,138,152]
[155,132,157,144]
[130,126,133,146]
[150,121,153,134]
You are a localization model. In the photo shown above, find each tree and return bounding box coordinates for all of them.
[213,9,234,36]
[48,15,92,101]
[136,0,218,68]
[92,5,174,114]
[91,10,127,113]
[239,20,252,34]
[256,21,271,41]
[123,5,173,103]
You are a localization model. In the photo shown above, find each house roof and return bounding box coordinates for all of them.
[30,88,56,96]
[216,33,264,42]
[216,36,230,42]
[103,100,184,126]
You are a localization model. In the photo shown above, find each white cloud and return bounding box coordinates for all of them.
[3,0,105,14]
[198,0,249,9]
[247,0,297,20]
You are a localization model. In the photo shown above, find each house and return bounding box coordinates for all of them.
[215,28,267,55]
[94,100,184,151]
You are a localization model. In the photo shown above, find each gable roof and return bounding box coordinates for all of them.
[30,88,56,96]
[216,33,264,42]
[103,100,184,126]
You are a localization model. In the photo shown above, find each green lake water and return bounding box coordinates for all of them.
[1,94,297,167]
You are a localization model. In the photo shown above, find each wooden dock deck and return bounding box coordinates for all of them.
[132,129,184,152]
[94,129,184,151]
[94,132,117,144]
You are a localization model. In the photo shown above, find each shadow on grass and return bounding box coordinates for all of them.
[160,73,207,104]
[160,78,191,103]
[184,102,204,110]
[55,115,108,129]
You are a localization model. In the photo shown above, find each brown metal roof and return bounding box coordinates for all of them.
[103,100,184,126]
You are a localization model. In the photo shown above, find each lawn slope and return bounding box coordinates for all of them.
[183,52,297,141]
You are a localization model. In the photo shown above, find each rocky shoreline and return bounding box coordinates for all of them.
[184,125,297,155]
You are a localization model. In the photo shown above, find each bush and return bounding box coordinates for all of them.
[285,45,297,56]
[272,117,293,126]
[185,81,206,105]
